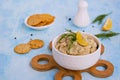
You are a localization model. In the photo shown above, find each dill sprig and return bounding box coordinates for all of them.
[95,31,120,39]
[58,34,68,42]
[92,12,112,25]
[58,29,76,50]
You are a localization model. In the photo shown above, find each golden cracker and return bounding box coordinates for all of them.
[28,39,44,49]
[14,44,31,54]
[27,14,42,26]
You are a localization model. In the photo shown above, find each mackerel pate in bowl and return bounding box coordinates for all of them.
[52,30,101,70]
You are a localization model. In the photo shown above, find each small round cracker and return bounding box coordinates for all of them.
[14,44,31,54]
[28,39,44,49]
[40,14,55,23]
[27,14,42,26]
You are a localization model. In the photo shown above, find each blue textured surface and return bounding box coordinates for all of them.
[0,0,120,80]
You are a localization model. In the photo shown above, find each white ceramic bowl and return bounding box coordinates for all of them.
[52,32,101,70]
[24,16,54,30]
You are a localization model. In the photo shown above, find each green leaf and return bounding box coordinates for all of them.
[58,33,67,42]
[58,29,77,50]
[92,12,112,25]
[95,31,120,39]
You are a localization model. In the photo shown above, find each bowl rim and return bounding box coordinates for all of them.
[52,31,101,57]
[24,15,54,30]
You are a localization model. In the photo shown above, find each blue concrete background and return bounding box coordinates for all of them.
[0,0,120,80]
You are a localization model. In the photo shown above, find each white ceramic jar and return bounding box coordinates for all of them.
[73,0,90,27]
[52,32,101,70]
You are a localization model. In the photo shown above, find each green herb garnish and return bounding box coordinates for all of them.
[95,31,120,39]
[58,29,76,50]
[58,33,67,42]
[92,12,112,25]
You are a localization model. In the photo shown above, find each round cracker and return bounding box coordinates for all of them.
[27,14,42,26]
[40,14,55,23]
[28,39,44,49]
[14,44,31,54]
